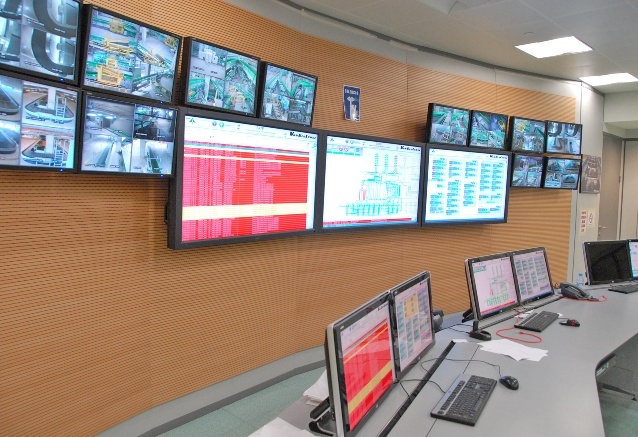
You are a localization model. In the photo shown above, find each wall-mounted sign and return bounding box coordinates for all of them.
[580,154,602,194]
[344,85,360,122]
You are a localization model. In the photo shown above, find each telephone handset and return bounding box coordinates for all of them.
[560,282,592,300]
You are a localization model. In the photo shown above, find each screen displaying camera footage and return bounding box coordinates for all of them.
[81,94,176,176]
[260,63,316,126]
[83,7,180,102]
[511,154,543,188]
[543,157,580,190]
[185,39,259,116]
[469,111,508,149]
[545,121,581,155]
[427,104,469,146]
[0,73,77,170]
[0,0,80,81]
[510,117,545,153]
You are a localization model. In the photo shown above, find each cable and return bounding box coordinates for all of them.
[401,378,445,394]
[495,327,542,343]
[561,295,607,302]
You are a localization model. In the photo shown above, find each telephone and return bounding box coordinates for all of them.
[560,282,592,300]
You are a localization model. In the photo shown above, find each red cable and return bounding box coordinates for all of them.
[495,327,543,343]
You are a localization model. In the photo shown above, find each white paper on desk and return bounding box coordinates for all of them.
[303,370,328,403]
[478,339,548,362]
[249,417,315,437]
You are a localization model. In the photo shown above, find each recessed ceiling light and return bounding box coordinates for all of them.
[580,73,638,86]
[516,36,592,58]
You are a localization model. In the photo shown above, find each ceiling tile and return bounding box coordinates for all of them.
[451,0,546,27]
[350,0,447,29]
[553,4,638,35]
[521,0,626,19]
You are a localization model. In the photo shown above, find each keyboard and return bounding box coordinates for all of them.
[608,283,638,294]
[514,310,559,332]
[430,374,496,426]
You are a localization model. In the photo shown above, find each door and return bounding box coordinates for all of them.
[598,134,623,240]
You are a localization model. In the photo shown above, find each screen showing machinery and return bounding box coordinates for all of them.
[182,37,259,116]
[0,0,80,82]
[545,121,581,155]
[423,145,511,225]
[509,116,545,153]
[0,71,77,170]
[584,240,634,285]
[511,247,554,304]
[82,5,181,102]
[543,157,580,190]
[425,103,469,146]
[80,93,177,176]
[259,62,317,126]
[465,253,519,321]
[511,154,543,188]
[321,134,423,229]
[468,110,508,150]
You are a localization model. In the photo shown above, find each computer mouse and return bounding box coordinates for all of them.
[560,319,580,327]
[499,376,519,390]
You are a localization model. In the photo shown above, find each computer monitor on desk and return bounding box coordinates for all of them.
[583,240,633,285]
[511,247,558,305]
[629,240,638,279]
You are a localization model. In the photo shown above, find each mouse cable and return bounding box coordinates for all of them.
[441,323,474,334]
[419,354,502,379]
[400,378,445,394]
[495,327,542,343]
[562,295,607,302]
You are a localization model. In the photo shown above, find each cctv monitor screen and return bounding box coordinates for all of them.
[469,110,508,150]
[320,134,423,229]
[426,103,469,146]
[423,145,511,225]
[584,240,633,285]
[509,116,545,153]
[325,292,395,437]
[630,240,638,279]
[182,37,259,117]
[511,247,554,304]
[546,121,581,155]
[511,154,543,188]
[465,253,519,321]
[80,92,177,176]
[0,71,78,171]
[259,62,317,126]
[0,0,81,83]
[543,157,580,189]
[82,5,181,102]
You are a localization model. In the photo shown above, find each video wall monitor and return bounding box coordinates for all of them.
[325,292,395,437]
[181,37,260,117]
[468,110,508,150]
[168,110,319,249]
[542,157,581,190]
[511,153,544,188]
[509,116,546,153]
[629,240,638,279]
[511,247,554,304]
[0,0,81,83]
[79,92,178,177]
[545,121,581,155]
[82,5,181,103]
[319,134,424,230]
[0,70,78,171]
[465,252,519,322]
[259,62,317,126]
[425,103,469,146]
[389,271,435,379]
[422,145,511,225]
[583,240,633,285]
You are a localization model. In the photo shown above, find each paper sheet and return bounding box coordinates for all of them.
[248,417,315,437]
[303,370,328,404]
[478,339,548,361]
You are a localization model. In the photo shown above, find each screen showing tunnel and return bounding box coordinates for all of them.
[80,93,177,176]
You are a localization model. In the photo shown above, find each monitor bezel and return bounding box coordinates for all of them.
[468,110,509,150]
[583,240,633,285]
[425,102,470,146]
[542,156,581,190]
[510,153,544,188]
[544,120,582,155]
[507,116,546,153]
[510,246,555,304]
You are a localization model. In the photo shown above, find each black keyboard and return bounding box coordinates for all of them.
[430,374,496,426]
[514,310,559,332]
[608,283,638,294]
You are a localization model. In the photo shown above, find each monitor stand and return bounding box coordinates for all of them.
[469,320,491,341]
[309,409,335,436]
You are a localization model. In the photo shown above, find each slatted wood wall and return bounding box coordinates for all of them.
[0,0,575,435]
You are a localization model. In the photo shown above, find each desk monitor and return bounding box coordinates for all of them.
[545,121,581,155]
[468,110,508,150]
[630,240,638,279]
[325,292,395,437]
[508,116,546,153]
[583,240,633,285]
[425,103,469,146]
[511,247,554,304]
[511,154,543,188]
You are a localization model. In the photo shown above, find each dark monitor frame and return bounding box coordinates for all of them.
[542,156,581,190]
[510,153,544,188]
[545,120,582,155]
[508,116,546,153]
[510,247,555,305]
[468,110,509,150]
[583,240,633,285]
[425,102,470,146]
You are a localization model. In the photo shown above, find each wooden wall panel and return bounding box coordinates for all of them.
[0,0,576,435]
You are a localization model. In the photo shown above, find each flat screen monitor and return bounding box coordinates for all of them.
[79,92,178,177]
[319,134,423,230]
[0,71,78,171]
[465,252,519,321]
[630,240,638,279]
[82,5,181,103]
[168,110,319,249]
[259,62,317,126]
[425,103,469,146]
[511,247,554,304]
[325,292,395,437]
[181,37,260,117]
[545,121,581,155]
[511,154,544,188]
[509,116,545,153]
[543,157,580,190]
[423,145,511,225]
[389,271,435,379]
[468,110,508,150]
[583,240,633,285]
[0,0,81,83]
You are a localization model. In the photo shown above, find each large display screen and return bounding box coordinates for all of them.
[320,135,423,229]
[584,240,634,285]
[182,37,259,116]
[426,103,469,145]
[630,240,638,278]
[469,110,508,149]
[0,72,77,171]
[511,248,554,304]
[80,93,177,176]
[511,154,543,188]
[509,116,545,153]
[546,121,581,155]
[83,6,181,102]
[423,145,511,225]
[259,63,317,126]
[0,0,80,83]
[466,254,519,320]
[543,157,580,189]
